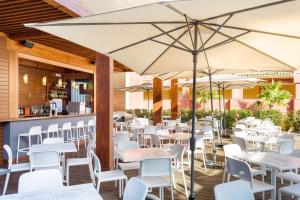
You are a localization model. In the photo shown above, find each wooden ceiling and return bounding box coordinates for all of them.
[0,0,131,72]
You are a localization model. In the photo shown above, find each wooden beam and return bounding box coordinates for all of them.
[9,30,50,41]
[171,79,178,120]
[153,78,163,125]
[95,53,114,170]
[6,36,95,73]
[42,0,80,17]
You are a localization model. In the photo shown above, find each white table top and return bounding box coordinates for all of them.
[236,152,300,171]
[30,142,77,153]
[117,148,171,162]
[244,136,292,144]
[158,133,191,140]
[0,183,102,200]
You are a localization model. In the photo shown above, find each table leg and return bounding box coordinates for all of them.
[271,168,276,200]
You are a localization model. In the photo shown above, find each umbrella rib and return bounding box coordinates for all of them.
[200,0,295,22]
[185,16,195,49]
[202,24,296,70]
[150,39,191,53]
[197,27,212,70]
[151,24,192,51]
[108,24,187,54]
[198,30,250,53]
[202,22,300,40]
[197,15,233,52]
[141,27,191,75]
[164,4,194,21]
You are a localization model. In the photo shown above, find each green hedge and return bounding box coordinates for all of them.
[253,109,282,126]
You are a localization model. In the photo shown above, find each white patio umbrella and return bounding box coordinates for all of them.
[26,0,300,198]
[118,82,170,114]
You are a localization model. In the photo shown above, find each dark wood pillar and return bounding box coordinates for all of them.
[153,78,163,125]
[171,79,178,120]
[95,53,113,170]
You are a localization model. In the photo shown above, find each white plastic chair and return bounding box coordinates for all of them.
[187,135,206,171]
[90,151,127,198]
[18,169,63,193]
[170,144,188,197]
[2,145,30,195]
[16,126,42,163]
[29,151,60,171]
[47,124,59,138]
[235,124,246,130]
[62,122,72,142]
[87,119,96,139]
[116,141,140,171]
[222,144,264,183]
[278,139,295,155]
[77,120,88,149]
[140,158,174,200]
[123,177,148,200]
[66,139,95,186]
[155,123,163,131]
[114,132,131,145]
[226,156,274,200]
[231,136,248,152]
[214,180,255,200]
[278,183,300,200]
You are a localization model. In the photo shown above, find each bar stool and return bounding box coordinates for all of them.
[77,120,88,149]
[87,119,96,140]
[16,126,42,163]
[47,124,59,138]
[62,122,72,143]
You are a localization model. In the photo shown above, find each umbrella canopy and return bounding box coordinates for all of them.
[26,1,300,199]
[26,0,300,74]
[118,82,170,92]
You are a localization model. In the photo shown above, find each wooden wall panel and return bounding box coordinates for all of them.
[113,72,125,111]
[0,37,9,119]
[153,78,163,125]
[19,60,59,106]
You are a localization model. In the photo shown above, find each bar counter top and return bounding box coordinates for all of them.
[0,113,95,123]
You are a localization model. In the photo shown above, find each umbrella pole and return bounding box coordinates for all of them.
[188,23,198,200]
[222,85,227,135]
[217,83,224,147]
[147,89,150,119]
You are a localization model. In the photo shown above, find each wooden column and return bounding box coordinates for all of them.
[171,79,178,120]
[95,53,113,170]
[153,78,163,125]
[8,50,19,118]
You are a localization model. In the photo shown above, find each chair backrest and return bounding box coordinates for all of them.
[170,144,185,163]
[175,126,183,133]
[3,145,12,170]
[195,135,204,149]
[223,144,243,158]
[114,133,130,145]
[233,130,247,138]
[62,122,72,131]
[123,177,148,200]
[117,141,138,150]
[90,150,101,175]
[29,126,42,136]
[214,181,254,200]
[18,169,63,193]
[77,120,85,128]
[87,119,96,132]
[30,151,60,171]
[278,140,295,155]
[133,118,149,126]
[166,120,176,128]
[231,136,247,152]
[140,158,172,179]
[86,139,96,158]
[279,133,294,140]
[291,149,300,158]
[226,157,252,184]
[143,125,156,134]
[150,134,161,148]
[48,124,59,133]
[235,124,246,130]
[43,138,64,144]
[155,123,162,131]
[157,129,169,135]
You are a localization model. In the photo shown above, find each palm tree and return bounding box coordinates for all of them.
[259,80,292,109]
[196,90,221,110]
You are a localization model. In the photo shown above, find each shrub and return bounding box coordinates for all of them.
[254,109,282,126]
[282,112,294,131]
[236,109,253,120]
[293,110,300,132]
[180,109,192,123]
[223,109,237,129]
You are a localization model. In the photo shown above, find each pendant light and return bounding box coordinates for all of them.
[71,71,76,88]
[42,76,47,86]
[23,74,28,84]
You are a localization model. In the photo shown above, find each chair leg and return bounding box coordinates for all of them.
[66,165,70,186]
[3,173,10,195]
[227,174,230,182]
[182,168,188,198]
[172,172,176,189]
[202,151,206,171]
[96,179,101,192]
[16,135,21,163]
[278,190,281,200]
[88,163,95,186]
[222,167,227,183]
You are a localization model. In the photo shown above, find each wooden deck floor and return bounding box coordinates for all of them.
[1,136,299,200]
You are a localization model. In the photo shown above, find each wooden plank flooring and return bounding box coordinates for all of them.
[0,136,299,199]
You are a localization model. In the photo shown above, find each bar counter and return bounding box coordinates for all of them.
[1,114,95,159]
